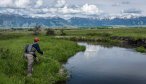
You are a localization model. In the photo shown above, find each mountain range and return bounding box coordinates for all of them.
[0,14,146,28]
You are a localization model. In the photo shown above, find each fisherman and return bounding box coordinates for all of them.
[24,37,43,77]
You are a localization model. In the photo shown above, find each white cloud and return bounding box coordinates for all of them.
[55,0,66,7]
[0,0,13,7]
[15,0,30,8]
[81,4,99,14]
[58,6,80,14]
[35,0,43,8]
[0,0,145,19]
[0,0,102,18]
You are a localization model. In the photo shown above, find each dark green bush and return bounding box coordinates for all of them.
[46,29,55,36]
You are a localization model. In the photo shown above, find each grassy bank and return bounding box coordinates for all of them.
[54,28,146,52]
[57,28,146,38]
[0,33,85,84]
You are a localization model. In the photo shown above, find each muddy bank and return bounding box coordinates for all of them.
[111,36,146,48]
[55,36,113,42]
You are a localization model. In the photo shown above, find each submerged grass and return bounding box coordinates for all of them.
[0,33,85,84]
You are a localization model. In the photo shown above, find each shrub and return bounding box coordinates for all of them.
[46,29,55,36]
[86,33,111,37]
[28,28,33,31]
[33,25,41,35]
[60,29,66,36]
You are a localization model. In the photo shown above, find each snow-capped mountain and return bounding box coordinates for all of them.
[0,14,146,28]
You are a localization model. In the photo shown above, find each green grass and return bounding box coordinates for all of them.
[136,46,146,53]
[56,28,146,39]
[54,28,146,53]
[0,33,85,84]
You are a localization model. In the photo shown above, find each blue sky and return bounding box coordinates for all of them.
[0,0,145,19]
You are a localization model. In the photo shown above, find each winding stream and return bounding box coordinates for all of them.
[64,43,146,84]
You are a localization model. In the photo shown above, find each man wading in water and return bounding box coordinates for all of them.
[24,37,43,77]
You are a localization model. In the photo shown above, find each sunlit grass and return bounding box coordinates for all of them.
[61,28,146,39]
[0,33,85,84]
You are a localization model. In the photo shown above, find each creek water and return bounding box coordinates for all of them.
[64,43,146,84]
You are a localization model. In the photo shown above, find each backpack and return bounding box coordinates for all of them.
[25,44,33,53]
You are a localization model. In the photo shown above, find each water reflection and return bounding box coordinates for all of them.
[65,42,146,84]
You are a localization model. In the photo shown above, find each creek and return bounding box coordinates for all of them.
[64,42,146,84]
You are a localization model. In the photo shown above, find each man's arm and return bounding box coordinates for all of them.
[33,43,43,55]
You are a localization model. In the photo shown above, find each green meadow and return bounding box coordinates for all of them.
[0,33,85,84]
[55,28,146,51]
[55,28,146,38]
[0,27,146,84]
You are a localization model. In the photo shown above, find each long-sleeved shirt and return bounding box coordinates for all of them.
[25,42,43,57]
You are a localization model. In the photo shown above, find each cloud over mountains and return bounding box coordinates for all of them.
[0,0,145,19]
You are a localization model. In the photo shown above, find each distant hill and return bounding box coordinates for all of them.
[0,14,146,28]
